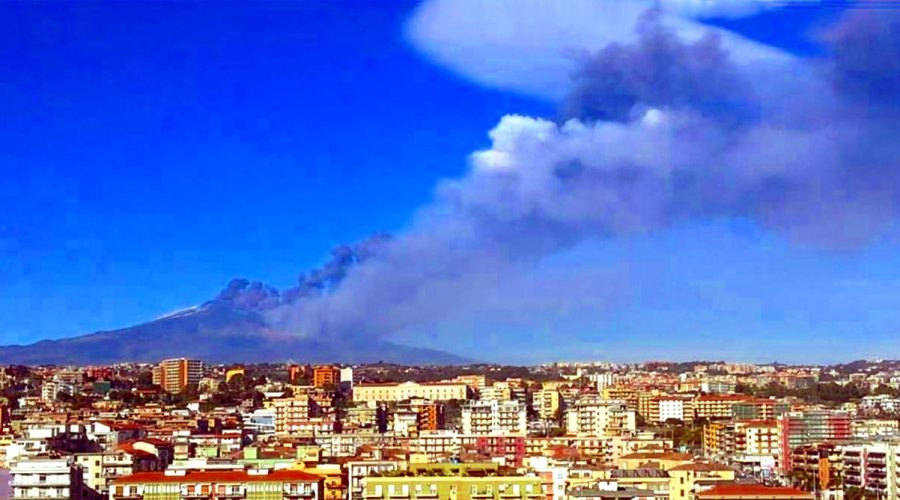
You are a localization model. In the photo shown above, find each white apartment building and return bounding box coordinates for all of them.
[565,397,636,437]
[41,381,74,402]
[11,457,84,500]
[461,400,527,435]
[478,385,512,402]
[658,398,686,422]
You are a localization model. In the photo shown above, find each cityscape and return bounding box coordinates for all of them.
[3,359,900,500]
[4,0,900,500]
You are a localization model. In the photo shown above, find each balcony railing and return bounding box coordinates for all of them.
[216,492,246,499]
[11,479,72,487]
[285,490,317,498]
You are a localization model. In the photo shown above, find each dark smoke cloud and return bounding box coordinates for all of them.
[215,234,391,314]
[263,8,900,342]
[563,11,752,124]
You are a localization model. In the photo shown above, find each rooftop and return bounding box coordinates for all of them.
[696,484,812,499]
[111,470,322,485]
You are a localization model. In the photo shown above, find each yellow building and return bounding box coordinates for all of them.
[532,389,561,420]
[616,452,693,471]
[296,463,345,500]
[362,466,543,500]
[668,463,736,500]
[353,381,468,404]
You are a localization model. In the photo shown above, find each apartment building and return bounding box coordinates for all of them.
[777,410,851,473]
[11,457,84,500]
[703,420,777,459]
[345,461,400,500]
[532,389,561,421]
[602,387,639,410]
[267,396,319,434]
[110,469,323,500]
[151,358,202,393]
[479,385,512,402]
[453,375,487,392]
[693,395,750,421]
[353,382,468,404]
[362,467,543,500]
[314,366,341,388]
[461,400,527,435]
[395,399,445,431]
[667,463,736,500]
[731,400,791,421]
[650,396,692,423]
[565,397,636,437]
[841,442,897,498]
[789,443,840,492]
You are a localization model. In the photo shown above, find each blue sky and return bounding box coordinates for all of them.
[0,1,548,343]
[2,0,897,363]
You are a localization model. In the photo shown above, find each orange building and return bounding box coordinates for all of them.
[152,358,202,393]
[313,365,340,388]
[397,399,445,431]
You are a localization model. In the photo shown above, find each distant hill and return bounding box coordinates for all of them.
[0,236,470,365]
[0,300,467,365]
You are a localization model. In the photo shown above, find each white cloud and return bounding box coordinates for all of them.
[658,0,783,19]
[405,0,793,101]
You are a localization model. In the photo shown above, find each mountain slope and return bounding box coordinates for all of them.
[1,237,471,365]
[0,301,468,365]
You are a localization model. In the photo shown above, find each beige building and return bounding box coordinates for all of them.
[479,384,512,402]
[565,396,636,437]
[532,388,561,420]
[461,400,527,435]
[352,381,468,404]
[266,396,318,434]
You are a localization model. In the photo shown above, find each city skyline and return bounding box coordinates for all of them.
[3,1,900,364]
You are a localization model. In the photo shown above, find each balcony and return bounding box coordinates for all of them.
[11,477,72,487]
[112,495,143,500]
[285,490,317,499]
[216,492,246,499]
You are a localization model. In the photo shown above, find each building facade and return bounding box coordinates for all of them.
[152,359,203,393]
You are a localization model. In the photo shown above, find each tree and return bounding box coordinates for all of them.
[137,371,154,388]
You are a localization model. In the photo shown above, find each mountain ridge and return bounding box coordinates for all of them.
[0,237,471,365]
[0,300,468,365]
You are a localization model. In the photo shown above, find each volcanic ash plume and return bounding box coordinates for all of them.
[267,8,900,342]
